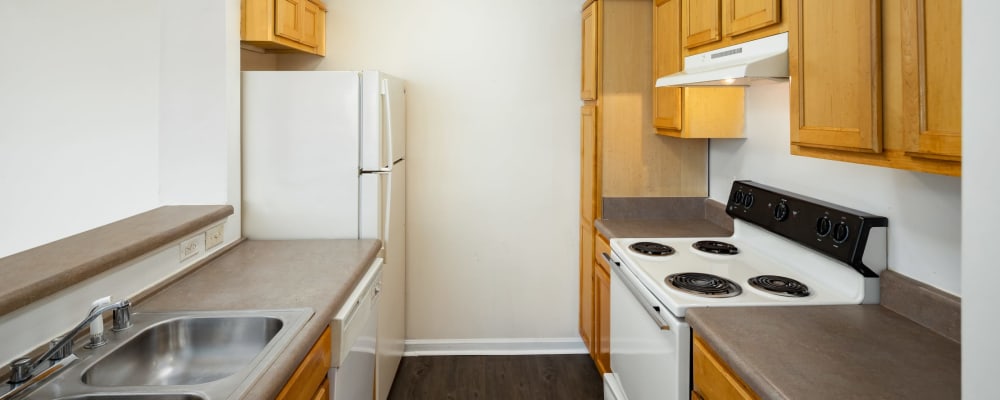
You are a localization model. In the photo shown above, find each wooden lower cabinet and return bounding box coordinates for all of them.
[593,232,612,373]
[277,326,332,400]
[579,220,596,357]
[692,334,758,400]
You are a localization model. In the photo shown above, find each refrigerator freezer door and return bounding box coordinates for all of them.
[361,71,406,171]
[242,71,362,239]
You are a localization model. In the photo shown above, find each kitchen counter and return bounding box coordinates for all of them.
[138,239,382,399]
[0,205,234,316]
[686,305,960,400]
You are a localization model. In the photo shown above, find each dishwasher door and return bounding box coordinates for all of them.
[330,258,382,400]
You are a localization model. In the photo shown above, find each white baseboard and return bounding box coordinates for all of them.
[403,337,588,357]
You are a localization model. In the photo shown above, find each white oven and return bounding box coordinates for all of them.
[605,250,689,400]
[602,181,887,400]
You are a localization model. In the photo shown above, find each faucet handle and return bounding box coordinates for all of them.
[8,358,32,384]
[48,336,73,361]
[112,299,132,331]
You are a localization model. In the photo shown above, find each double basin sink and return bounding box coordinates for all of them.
[17,308,313,400]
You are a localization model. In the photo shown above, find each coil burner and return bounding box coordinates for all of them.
[629,242,676,256]
[691,240,740,255]
[666,272,742,298]
[747,275,811,297]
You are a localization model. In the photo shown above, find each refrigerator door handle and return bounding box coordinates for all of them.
[381,78,395,169]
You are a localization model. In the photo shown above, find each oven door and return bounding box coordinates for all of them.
[607,250,690,400]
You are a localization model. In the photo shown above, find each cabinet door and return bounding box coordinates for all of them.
[692,334,759,400]
[277,326,332,400]
[300,0,322,47]
[900,0,961,161]
[579,221,595,356]
[790,0,882,153]
[724,0,780,37]
[581,2,599,101]
[594,234,612,374]
[581,105,598,222]
[275,0,304,42]
[684,0,721,49]
[653,0,683,132]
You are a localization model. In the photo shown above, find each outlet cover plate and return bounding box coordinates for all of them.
[206,224,224,250]
[179,235,203,261]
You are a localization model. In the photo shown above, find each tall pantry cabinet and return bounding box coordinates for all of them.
[578,0,708,374]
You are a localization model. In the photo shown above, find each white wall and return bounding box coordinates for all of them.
[279,0,582,343]
[0,1,163,257]
[159,0,243,243]
[962,0,999,396]
[0,0,242,361]
[709,83,962,295]
[0,0,242,257]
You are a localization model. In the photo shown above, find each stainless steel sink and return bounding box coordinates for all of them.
[19,309,313,400]
[82,316,283,386]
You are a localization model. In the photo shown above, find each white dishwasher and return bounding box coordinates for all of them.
[330,258,382,400]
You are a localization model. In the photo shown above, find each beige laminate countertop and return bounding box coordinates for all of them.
[138,239,381,399]
[686,306,960,400]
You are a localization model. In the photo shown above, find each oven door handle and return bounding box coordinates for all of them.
[606,252,672,331]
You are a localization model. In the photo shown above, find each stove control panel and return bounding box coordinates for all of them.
[726,180,888,277]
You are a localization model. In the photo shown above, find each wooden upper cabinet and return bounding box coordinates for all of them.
[900,0,961,161]
[242,0,327,56]
[654,0,683,132]
[724,0,781,37]
[581,1,599,101]
[790,0,882,153]
[684,0,722,49]
[656,0,743,139]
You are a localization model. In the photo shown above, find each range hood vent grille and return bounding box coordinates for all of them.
[711,48,743,59]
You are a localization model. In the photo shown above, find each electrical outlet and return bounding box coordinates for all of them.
[179,234,203,261]
[205,224,224,250]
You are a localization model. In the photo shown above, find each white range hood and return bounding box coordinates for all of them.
[656,32,788,87]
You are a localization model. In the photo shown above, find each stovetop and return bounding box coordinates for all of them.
[608,181,888,317]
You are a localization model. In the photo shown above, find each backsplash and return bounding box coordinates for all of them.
[709,82,961,295]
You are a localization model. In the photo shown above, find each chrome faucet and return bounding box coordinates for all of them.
[3,298,132,396]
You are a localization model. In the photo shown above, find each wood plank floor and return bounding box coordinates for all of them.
[387,354,604,400]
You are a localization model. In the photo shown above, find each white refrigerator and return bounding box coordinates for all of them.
[241,70,405,400]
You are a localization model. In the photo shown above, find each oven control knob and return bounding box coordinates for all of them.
[772,202,789,221]
[816,216,832,237]
[742,193,754,209]
[832,222,850,243]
